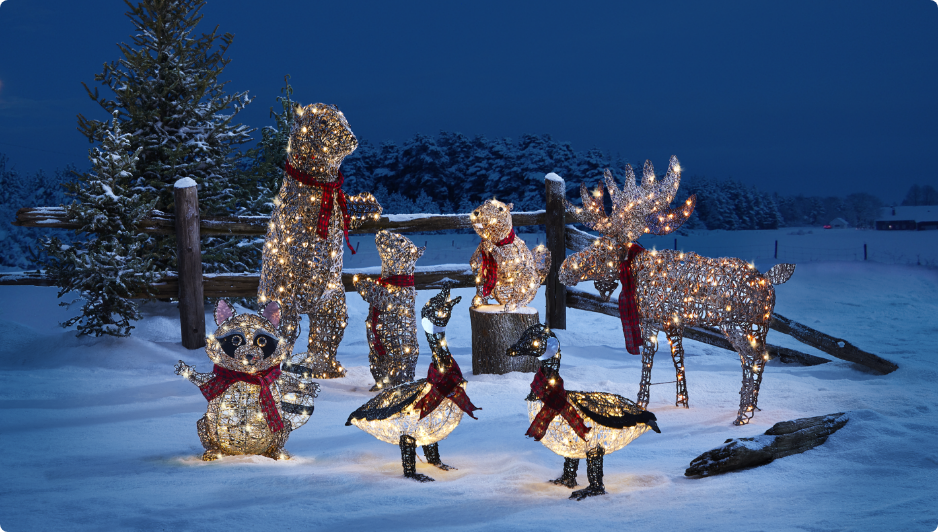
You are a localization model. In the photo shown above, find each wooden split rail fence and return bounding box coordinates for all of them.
[4,176,898,375]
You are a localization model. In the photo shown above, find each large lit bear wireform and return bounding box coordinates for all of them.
[469,199,550,311]
[258,103,382,379]
[175,299,319,461]
[353,230,425,391]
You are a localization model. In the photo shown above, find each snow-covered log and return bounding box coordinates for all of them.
[685,412,849,477]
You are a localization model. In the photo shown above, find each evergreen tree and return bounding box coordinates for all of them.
[40,116,160,337]
[77,0,253,271]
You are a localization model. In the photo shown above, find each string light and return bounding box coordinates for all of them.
[559,156,796,425]
[174,300,319,461]
[258,103,382,379]
[469,199,550,310]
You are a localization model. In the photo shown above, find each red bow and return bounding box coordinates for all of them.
[480,229,516,297]
[525,368,590,441]
[199,365,284,433]
[368,275,416,357]
[414,355,480,419]
[618,243,646,355]
[284,162,355,254]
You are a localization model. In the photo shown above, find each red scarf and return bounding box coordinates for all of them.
[618,243,646,355]
[525,368,590,442]
[199,365,284,433]
[480,229,516,297]
[414,355,480,419]
[284,161,355,254]
[368,275,416,357]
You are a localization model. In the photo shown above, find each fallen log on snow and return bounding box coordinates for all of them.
[771,313,898,374]
[685,412,849,477]
[565,288,829,367]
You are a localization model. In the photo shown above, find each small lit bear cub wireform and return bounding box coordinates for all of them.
[174,299,319,461]
[353,230,425,391]
[469,199,550,311]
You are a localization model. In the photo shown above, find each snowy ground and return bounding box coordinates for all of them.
[1,230,937,531]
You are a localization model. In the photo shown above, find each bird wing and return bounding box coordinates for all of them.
[345,380,428,425]
[566,390,651,429]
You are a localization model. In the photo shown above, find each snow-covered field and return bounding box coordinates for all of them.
[2,230,937,531]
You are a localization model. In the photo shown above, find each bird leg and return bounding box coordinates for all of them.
[571,446,606,500]
[550,457,579,488]
[400,435,434,482]
[422,443,456,471]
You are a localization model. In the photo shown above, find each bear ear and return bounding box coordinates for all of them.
[260,300,281,328]
[214,299,237,326]
[507,203,514,211]
[414,245,426,260]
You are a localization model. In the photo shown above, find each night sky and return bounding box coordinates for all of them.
[1,0,936,201]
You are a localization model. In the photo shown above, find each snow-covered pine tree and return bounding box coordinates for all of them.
[41,116,161,337]
[77,0,253,272]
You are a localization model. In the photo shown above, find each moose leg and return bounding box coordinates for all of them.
[422,443,455,471]
[664,327,689,408]
[304,290,348,379]
[571,446,606,500]
[723,324,769,426]
[637,322,659,409]
[550,457,579,488]
[401,435,434,482]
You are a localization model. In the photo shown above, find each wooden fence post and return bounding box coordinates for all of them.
[545,174,566,329]
[174,178,206,349]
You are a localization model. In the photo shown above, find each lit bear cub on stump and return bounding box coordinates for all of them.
[175,299,319,461]
[469,199,550,311]
[353,230,425,391]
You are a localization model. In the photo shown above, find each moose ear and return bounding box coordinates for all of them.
[260,300,281,328]
[214,299,236,326]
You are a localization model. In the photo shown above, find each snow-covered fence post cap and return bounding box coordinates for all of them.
[545,172,564,184]
[175,177,198,189]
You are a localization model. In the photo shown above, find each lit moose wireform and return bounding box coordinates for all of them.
[353,230,425,391]
[258,103,382,379]
[174,300,319,461]
[469,199,550,311]
[559,156,796,425]
[347,286,480,482]
[507,323,660,500]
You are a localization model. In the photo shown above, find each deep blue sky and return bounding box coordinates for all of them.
[1,0,936,201]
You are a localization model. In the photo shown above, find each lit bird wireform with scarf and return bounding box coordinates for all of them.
[353,231,425,390]
[347,286,480,482]
[469,199,550,311]
[558,156,796,425]
[258,103,382,379]
[507,323,660,500]
[174,299,319,461]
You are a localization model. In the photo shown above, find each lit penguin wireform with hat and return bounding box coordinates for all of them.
[346,286,480,482]
[174,299,319,461]
[353,231,425,391]
[507,323,660,500]
[469,199,550,311]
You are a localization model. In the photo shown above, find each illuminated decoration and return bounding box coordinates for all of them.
[507,323,660,500]
[469,199,550,311]
[258,103,382,379]
[347,286,480,482]
[174,299,319,461]
[558,156,796,425]
[353,231,425,390]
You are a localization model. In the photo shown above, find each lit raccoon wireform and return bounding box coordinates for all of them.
[353,231,425,391]
[174,299,319,461]
[469,199,550,311]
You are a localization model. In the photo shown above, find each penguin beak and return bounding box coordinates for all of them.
[646,420,661,434]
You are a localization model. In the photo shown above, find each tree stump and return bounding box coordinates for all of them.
[470,305,540,375]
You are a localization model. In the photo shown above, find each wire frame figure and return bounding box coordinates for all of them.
[507,323,660,500]
[558,156,796,425]
[469,199,550,311]
[347,286,480,482]
[258,103,382,379]
[353,231,425,391]
[174,299,319,461]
